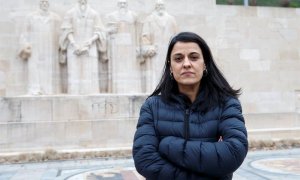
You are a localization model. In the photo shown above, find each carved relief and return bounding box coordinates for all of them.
[16,0,179,95]
[141,0,178,93]
[105,0,141,94]
[19,0,61,95]
[59,0,108,94]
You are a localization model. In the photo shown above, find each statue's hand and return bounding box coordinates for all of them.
[109,26,117,34]
[141,45,157,58]
[147,48,156,57]
[79,46,89,56]
[84,39,93,49]
[73,48,81,56]
[107,23,118,34]
[19,45,32,60]
[70,42,81,55]
[139,57,146,64]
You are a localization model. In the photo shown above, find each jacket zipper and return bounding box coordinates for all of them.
[184,108,190,140]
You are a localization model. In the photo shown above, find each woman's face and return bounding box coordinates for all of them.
[170,42,205,91]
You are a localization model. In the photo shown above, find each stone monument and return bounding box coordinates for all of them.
[59,0,108,94]
[105,0,141,94]
[18,0,61,95]
[141,0,178,93]
[1,0,299,155]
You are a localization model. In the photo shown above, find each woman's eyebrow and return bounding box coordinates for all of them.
[172,53,183,56]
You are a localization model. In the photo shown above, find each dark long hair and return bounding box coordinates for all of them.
[150,32,241,109]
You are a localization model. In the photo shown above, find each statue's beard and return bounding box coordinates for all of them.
[41,8,48,12]
[157,10,165,16]
[119,7,127,14]
[40,5,49,12]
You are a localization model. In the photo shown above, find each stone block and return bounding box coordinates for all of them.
[238,72,278,91]
[269,18,288,29]
[34,122,65,146]
[0,98,11,122]
[237,6,257,17]
[244,113,298,129]
[216,5,238,17]
[241,91,295,113]
[0,71,6,89]
[64,121,92,146]
[0,20,14,35]
[5,123,33,149]
[0,60,9,71]
[91,119,137,148]
[279,71,300,87]
[257,7,295,18]
[279,29,298,42]
[52,98,82,121]
[260,49,280,61]
[0,95,146,151]
[248,128,300,141]
[240,49,260,61]
[296,8,300,16]
[20,98,53,122]
[257,8,273,18]
[0,124,8,145]
[249,60,271,71]
[0,89,5,96]
[279,49,299,61]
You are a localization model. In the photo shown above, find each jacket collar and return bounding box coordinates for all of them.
[170,88,206,111]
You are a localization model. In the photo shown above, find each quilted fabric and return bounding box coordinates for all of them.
[133,91,248,180]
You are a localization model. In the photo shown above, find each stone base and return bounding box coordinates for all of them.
[245,113,300,140]
[1,95,300,153]
[0,94,147,152]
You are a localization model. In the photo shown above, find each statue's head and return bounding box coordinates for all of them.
[39,0,49,11]
[117,0,128,9]
[155,0,165,15]
[78,0,88,6]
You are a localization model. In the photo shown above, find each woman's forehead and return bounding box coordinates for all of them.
[172,42,201,52]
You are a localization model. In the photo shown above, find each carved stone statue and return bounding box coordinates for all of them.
[105,0,141,94]
[141,0,178,93]
[59,0,107,94]
[18,0,61,95]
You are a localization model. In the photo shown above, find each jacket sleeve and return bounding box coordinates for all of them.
[132,98,205,180]
[158,98,248,177]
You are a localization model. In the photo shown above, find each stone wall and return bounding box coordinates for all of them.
[0,95,146,152]
[0,0,299,111]
[0,0,300,151]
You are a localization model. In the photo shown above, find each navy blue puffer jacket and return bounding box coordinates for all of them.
[133,92,248,180]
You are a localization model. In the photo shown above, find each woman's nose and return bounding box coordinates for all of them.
[182,57,191,68]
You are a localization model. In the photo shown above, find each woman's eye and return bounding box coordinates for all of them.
[173,57,182,62]
[190,56,199,61]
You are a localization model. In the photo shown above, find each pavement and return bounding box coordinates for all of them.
[0,148,300,180]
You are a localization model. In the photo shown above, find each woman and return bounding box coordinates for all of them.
[132,32,248,179]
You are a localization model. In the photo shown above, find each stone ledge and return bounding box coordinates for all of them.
[249,139,300,151]
[1,139,300,164]
[248,128,300,140]
[0,147,133,164]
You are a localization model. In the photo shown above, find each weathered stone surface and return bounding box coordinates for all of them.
[0,0,300,152]
[0,95,146,152]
